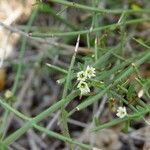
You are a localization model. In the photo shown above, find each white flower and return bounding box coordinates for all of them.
[77,71,87,81]
[85,66,96,78]
[77,81,90,95]
[116,106,127,118]
[4,90,13,99]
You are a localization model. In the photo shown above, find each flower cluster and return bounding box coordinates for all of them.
[77,66,96,95]
[116,106,127,118]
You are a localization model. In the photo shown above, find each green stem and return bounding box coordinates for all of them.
[47,0,150,14]
[0,110,9,140]
[3,90,79,145]
[46,63,68,74]
[31,18,150,37]
[0,97,92,149]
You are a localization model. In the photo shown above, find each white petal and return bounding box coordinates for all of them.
[138,89,144,98]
